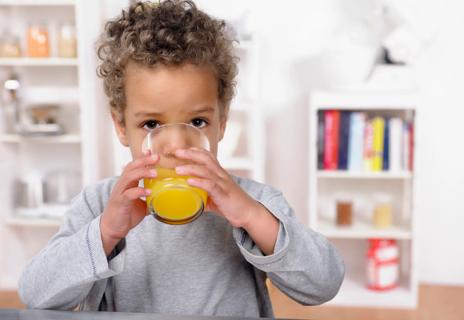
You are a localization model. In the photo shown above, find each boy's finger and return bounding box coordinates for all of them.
[174,148,217,167]
[175,164,213,180]
[186,177,223,195]
[125,153,160,172]
[118,167,157,191]
[122,187,152,202]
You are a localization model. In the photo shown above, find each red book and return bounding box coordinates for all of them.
[323,110,340,170]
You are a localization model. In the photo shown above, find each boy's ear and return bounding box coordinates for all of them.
[111,111,129,147]
[218,115,227,142]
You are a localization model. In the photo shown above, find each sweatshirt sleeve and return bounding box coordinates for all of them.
[18,177,126,310]
[232,183,345,306]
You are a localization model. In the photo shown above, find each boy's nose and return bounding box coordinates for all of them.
[161,129,190,157]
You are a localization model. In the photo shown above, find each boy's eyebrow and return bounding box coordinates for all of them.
[134,111,163,118]
[188,106,216,114]
[134,106,216,118]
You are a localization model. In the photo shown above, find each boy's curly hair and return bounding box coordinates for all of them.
[97,0,238,121]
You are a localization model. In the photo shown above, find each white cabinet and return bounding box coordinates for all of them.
[307,67,419,308]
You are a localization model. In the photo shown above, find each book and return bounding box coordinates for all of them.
[388,118,403,172]
[402,121,410,171]
[372,117,385,171]
[317,111,325,170]
[408,121,414,171]
[383,118,390,171]
[338,111,351,170]
[363,119,374,171]
[348,112,366,171]
[323,110,340,170]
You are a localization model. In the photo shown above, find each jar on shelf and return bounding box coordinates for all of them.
[335,194,353,226]
[0,30,21,58]
[372,192,393,229]
[366,239,399,290]
[57,24,77,58]
[27,23,50,58]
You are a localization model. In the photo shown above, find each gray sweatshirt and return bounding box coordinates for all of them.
[18,175,344,318]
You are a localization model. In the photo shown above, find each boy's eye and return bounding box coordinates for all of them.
[190,118,208,128]
[142,120,160,131]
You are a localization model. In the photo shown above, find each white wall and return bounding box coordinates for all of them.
[413,1,464,285]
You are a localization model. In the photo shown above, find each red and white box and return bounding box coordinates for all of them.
[366,239,399,291]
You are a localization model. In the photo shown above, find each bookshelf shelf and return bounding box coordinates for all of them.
[5,217,62,228]
[0,58,78,67]
[308,74,418,309]
[317,170,412,179]
[0,0,75,6]
[0,134,81,144]
[317,219,412,240]
[310,91,418,111]
[327,268,416,308]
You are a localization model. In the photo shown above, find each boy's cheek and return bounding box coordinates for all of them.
[127,135,145,159]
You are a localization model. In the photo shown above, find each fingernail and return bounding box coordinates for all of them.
[149,169,157,177]
[145,189,152,195]
[151,154,158,161]
[175,166,185,174]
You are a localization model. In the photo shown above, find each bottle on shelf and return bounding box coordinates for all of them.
[372,192,393,229]
[27,23,50,58]
[0,30,21,58]
[336,195,353,226]
[1,72,21,133]
[58,23,77,58]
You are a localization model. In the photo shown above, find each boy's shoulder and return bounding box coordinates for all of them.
[70,176,119,217]
[81,176,119,199]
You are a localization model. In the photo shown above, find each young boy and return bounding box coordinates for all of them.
[18,1,344,317]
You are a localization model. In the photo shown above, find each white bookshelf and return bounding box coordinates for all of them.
[307,67,419,309]
[0,0,103,290]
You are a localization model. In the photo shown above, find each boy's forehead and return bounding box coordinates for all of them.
[125,62,220,116]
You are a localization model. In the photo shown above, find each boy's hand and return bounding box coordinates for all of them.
[174,147,262,229]
[100,152,159,255]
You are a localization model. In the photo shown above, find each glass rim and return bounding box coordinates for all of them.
[143,122,210,154]
[146,122,202,134]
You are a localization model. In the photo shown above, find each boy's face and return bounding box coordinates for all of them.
[112,63,226,159]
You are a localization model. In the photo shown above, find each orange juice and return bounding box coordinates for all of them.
[144,168,207,224]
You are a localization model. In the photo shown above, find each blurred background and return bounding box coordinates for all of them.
[0,0,463,319]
